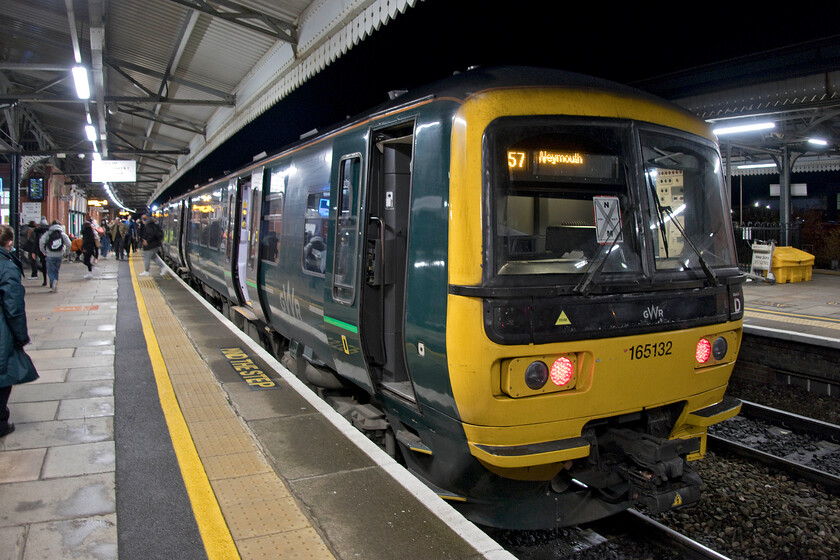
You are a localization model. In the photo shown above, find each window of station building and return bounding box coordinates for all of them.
[303,189,329,275]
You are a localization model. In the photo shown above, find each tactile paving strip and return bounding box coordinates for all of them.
[132,264,335,560]
[746,309,840,331]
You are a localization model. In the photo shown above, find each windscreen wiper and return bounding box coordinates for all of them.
[574,206,629,296]
[659,204,719,287]
[645,167,718,286]
[645,171,670,257]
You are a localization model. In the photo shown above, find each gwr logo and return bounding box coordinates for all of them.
[643,305,664,321]
[279,280,302,320]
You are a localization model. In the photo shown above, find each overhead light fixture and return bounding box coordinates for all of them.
[72,66,90,99]
[713,122,775,136]
[85,125,97,141]
[737,163,777,169]
[808,138,828,146]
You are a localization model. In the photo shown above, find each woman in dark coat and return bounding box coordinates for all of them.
[0,224,39,437]
[81,218,97,279]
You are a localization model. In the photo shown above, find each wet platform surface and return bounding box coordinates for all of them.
[0,254,513,560]
[742,270,840,348]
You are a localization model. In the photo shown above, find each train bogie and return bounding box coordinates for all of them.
[160,66,744,530]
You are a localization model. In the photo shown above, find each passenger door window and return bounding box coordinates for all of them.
[333,155,361,303]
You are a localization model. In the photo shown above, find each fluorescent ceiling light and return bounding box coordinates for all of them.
[808,138,828,146]
[85,125,97,141]
[737,163,777,169]
[713,122,775,135]
[72,66,90,99]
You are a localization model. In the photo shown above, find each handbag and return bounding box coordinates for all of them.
[3,344,39,385]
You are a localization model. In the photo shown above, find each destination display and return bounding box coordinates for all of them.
[507,149,620,181]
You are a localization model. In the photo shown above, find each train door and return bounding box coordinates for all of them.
[231,169,267,318]
[323,149,376,393]
[360,122,417,403]
[232,177,252,306]
[244,167,265,319]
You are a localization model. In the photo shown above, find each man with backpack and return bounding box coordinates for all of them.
[39,220,71,292]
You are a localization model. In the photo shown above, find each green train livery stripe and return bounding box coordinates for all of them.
[324,316,358,334]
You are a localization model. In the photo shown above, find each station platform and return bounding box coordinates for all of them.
[742,270,840,349]
[0,254,513,560]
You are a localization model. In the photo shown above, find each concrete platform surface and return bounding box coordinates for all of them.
[0,252,513,560]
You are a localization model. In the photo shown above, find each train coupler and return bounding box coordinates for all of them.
[601,429,703,513]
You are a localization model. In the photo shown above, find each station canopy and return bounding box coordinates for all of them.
[0,0,422,211]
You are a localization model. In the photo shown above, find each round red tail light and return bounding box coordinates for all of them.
[696,338,712,364]
[550,357,574,386]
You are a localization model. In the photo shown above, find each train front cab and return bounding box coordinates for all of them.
[442,87,745,528]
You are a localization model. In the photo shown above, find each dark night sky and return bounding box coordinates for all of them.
[165,0,840,208]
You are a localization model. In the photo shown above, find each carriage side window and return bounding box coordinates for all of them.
[208,190,224,250]
[190,196,208,247]
[303,189,329,275]
[333,155,361,303]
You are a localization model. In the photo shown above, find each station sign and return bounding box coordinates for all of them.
[92,159,136,182]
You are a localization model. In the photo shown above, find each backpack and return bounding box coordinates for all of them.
[47,229,64,251]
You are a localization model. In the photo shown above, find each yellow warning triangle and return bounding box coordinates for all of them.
[555,311,571,326]
[672,492,683,507]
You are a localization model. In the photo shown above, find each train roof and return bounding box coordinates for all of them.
[171,65,706,201]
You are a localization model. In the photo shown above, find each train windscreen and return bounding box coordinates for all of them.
[640,130,737,273]
[486,117,641,278]
[486,117,737,284]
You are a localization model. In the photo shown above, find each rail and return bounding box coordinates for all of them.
[618,509,731,560]
[708,400,840,494]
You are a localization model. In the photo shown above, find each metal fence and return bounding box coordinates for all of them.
[732,222,803,270]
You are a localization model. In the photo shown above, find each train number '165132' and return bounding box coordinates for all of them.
[628,341,673,360]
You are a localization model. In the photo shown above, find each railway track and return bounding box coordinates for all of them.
[616,509,731,559]
[708,400,840,494]
[490,509,731,559]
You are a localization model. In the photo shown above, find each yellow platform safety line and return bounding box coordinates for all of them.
[745,307,840,331]
[129,257,241,560]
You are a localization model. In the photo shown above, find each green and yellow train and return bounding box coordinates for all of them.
[158,66,744,529]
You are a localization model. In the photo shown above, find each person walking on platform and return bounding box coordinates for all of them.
[100,219,111,259]
[0,224,40,438]
[110,219,126,260]
[19,221,39,278]
[130,218,138,253]
[139,213,168,277]
[30,217,49,286]
[70,236,83,262]
[125,218,136,256]
[39,221,71,292]
[81,218,97,279]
